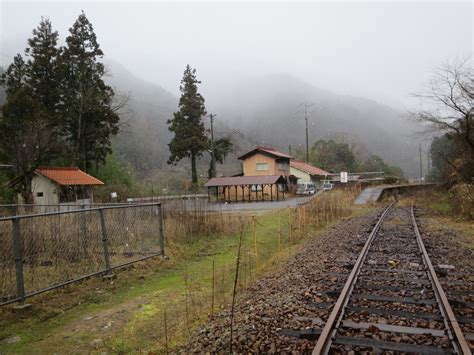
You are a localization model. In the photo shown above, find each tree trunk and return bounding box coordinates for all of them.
[19,176,34,204]
[191,153,198,186]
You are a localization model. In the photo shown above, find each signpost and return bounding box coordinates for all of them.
[340,172,348,183]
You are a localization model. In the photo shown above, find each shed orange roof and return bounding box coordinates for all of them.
[35,167,104,186]
[290,160,330,176]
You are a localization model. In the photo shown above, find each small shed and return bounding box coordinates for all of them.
[22,166,104,206]
[204,175,288,202]
[290,160,330,186]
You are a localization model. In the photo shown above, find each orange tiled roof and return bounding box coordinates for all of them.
[35,167,104,186]
[290,160,330,176]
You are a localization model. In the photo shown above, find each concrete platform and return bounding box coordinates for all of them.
[353,187,384,205]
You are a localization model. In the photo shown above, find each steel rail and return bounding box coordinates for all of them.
[312,204,393,355]
[410,205,471,355]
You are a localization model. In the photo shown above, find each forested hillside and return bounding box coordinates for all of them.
[211,73,420,176]
[104,66,420,177]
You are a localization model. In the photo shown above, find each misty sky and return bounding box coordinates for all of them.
[0,1,472,109]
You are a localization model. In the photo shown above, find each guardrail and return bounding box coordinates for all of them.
[0,203,164,306]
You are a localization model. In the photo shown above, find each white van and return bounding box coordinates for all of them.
[322,182,334,191]
[296,182,317,195]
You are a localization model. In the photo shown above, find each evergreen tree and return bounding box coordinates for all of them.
[59,12,120,171]
[168,65,208,186]
[208,137,232,178]
[0,69,58,203]
[0,20,62,202]
[25,17,60,114]
[309,139,356,172]
[1,55,27,96]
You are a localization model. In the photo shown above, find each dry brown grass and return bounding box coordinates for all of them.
[0,202,244,304]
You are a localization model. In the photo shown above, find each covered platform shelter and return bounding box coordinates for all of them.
[204,175,288,202]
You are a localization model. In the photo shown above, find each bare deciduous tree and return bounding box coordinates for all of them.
[412,58,473,154]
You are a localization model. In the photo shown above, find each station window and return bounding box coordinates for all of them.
[277,161,288,171]
[256,163,268,171]
[36,192,44,197]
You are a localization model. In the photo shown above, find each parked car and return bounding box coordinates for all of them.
[296,182,317,195]
[322,182,334,191]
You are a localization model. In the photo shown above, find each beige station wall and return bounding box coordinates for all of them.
[242,153,290,177]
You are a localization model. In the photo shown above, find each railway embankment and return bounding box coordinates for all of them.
[183,204,473,353]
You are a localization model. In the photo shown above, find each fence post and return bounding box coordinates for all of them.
[99,208,113,277]
[11,217,28,307]
[80,204,88,255]
[158,203,165,256]
[10,205,18,217]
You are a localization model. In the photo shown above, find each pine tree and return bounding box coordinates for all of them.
[168,65,208,186]
[1,55,27,96]
[208,137,232,178]
[0,55,59,202]
[25,17,60,115]
[59,12,120,171]
[0,19,63,202]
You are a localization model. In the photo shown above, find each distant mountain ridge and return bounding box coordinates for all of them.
[0,61,421,177]
[209,73,420,176]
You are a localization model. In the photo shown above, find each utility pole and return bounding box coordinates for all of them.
[304,101,309,163]
[419,143,423,183]
[298,101,314,163]
[208,113,216,178]
[427,150,431,177]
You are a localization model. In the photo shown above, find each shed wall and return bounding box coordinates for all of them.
[31,175,60,205]
[290,166,311,182]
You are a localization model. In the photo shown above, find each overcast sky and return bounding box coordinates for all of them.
[0,1,472,108]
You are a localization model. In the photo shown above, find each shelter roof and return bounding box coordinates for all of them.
[204,175,286,187]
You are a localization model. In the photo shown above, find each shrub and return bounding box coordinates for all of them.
[449,184,474,220]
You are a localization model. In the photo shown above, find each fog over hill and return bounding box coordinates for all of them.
[210,73,420,176]
[104,62,420,177]
[2,1,470,179]
[0,60,421,176]
[105,60,177,173]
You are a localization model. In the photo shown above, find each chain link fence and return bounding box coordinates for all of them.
[0,203,164,306]
[0,195,208,218]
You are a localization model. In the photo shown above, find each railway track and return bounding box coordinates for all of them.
[313,204,472,354]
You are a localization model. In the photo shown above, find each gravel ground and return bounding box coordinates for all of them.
[183,210,381,353]
[182,206,473,354]
[416,208,474,339]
